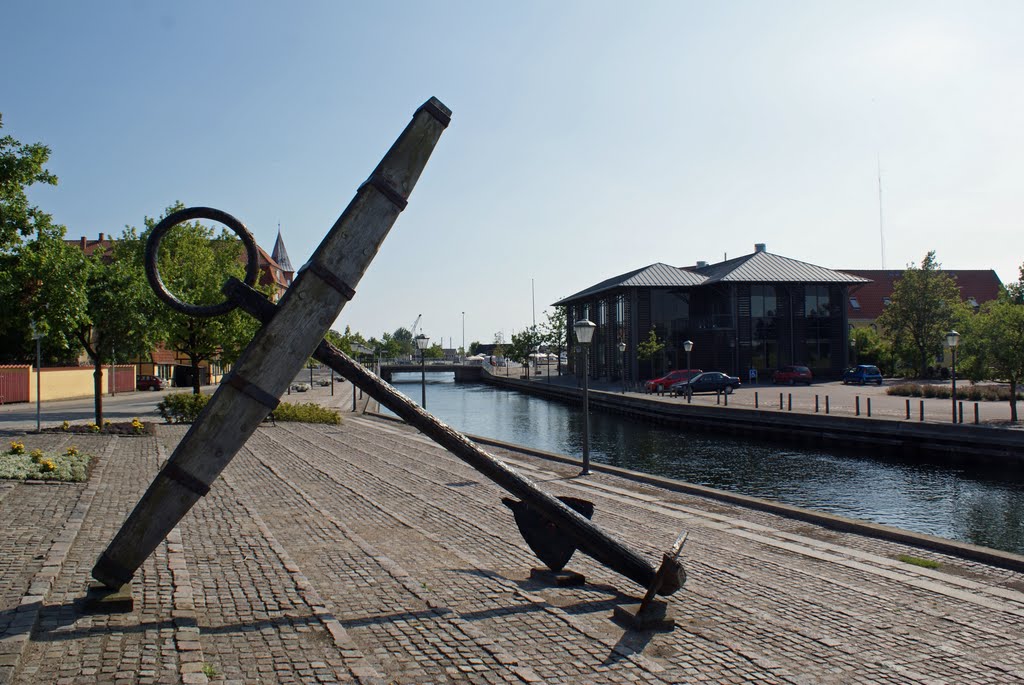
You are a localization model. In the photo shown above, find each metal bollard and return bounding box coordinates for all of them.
[905,399,910,420]
[856,396,860,416]
[779,392,783,409]
[724,391,728,406]
[974,402,979,425]
[825,396,830,414]
[755,391,759,408]
[716,392,720,405]
[867,398,871,417]
[815,395,819,413]
[787,393,792,411]
[958,401,964,424]
[919,400,924,422]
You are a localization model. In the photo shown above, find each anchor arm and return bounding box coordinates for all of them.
[224,278,683,596]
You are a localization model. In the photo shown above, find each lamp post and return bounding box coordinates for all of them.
[946,330,959,424]
[851,337,857,365]
[30,321,42,433]
[683,339,694,371]
[618,341,627,393]
[461,311,465,363]
[415,333,430,408]
[574,319,596,476]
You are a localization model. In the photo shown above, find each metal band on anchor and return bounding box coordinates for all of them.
[308,262,357,301]
[361,175,409,211]
[224,372,280,410]
[160,461,211,497]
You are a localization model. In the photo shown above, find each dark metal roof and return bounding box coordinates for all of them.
[555,251,869,307]
[693,251,870,285]
[554,263,707,305]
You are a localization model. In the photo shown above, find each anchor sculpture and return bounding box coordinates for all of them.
[92,97,686,606]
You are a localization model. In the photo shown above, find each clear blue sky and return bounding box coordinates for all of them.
[5,1,1022,348]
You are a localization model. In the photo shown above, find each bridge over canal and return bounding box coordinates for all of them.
[378,362,483,382]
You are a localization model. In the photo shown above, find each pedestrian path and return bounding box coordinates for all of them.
[2,418,1023,683]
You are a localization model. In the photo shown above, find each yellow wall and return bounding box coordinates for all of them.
[27,366,137,402]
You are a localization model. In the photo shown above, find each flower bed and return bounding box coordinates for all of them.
[1,441,92,482]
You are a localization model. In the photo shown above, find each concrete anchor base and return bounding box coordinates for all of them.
[612,600,676,631]
[529,568,585,587]
[84,581,133,613]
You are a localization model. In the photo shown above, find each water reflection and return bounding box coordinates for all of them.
[386,375,1024,554]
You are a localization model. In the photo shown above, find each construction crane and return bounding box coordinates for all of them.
[410,313,422,338]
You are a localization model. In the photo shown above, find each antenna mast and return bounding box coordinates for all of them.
[877,155,886,269]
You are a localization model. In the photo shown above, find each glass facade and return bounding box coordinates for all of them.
[750,285,778,370]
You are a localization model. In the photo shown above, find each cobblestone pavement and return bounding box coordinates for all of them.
[2,417,1024,683]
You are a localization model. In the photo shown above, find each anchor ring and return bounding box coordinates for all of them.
[144,207,260,318]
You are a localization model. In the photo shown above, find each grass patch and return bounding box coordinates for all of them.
[272,402,341,425]
[897,554,940,570]
[0,443,92,482]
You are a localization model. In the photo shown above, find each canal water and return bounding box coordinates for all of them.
[387,373,1024,556]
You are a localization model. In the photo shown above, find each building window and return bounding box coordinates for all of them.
[805,318,831,369]
[750,285,778,369]
[849,296,860,310]
[882,296,891,307]
[805,285,830,317]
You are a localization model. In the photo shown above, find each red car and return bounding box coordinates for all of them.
[645,369,702,394]
[771,365,813,385]
[136,375,165,391]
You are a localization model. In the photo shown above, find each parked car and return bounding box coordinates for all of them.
[772,365,813,385]
[842,365,884,385]
[136,375,165,391]
[670,371,741,397]
[645,369,702,394]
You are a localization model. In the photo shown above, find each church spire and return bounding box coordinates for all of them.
[271,223,293,273]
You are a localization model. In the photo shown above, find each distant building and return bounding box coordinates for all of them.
[555,244,869,382]
[843,269,1003,330]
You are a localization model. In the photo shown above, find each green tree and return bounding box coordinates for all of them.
[73,234,160,424]
[136,203,261,394]
[540,307,567,373]
[509,327,542,378]
[1,227,88,364]
[958,296,1024,421]
[636,327,665,378]
[877,251,969,378]
[849,326,888,368]
[0,114,58,252]
[392,327,414,357]
[423,342,445,360]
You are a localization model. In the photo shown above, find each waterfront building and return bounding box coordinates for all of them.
[555,244,869,384]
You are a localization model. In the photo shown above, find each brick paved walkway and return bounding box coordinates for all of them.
[2,417,1024,683]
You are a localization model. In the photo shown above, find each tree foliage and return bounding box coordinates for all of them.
[540,307,567,371]
[133,203,262,394]
[0,114,58,253]
[509,326,542,373]
[957,288,1024,421]
[877,251,969,377]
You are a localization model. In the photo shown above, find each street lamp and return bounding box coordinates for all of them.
[946,330,960,424]
[415,333,430,408]
[683,339,694,371]
[574,319,596,476]
[618,341,627,393]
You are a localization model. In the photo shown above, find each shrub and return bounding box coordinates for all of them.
[886,384,922,398]
[271,402,341,425]
[157,393,211,424]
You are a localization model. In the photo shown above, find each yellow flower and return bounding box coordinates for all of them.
[40,459,57,472]
[62,420,70,431]
[9,441,25,455]
[30,449,44,463]
[65,446,79,457]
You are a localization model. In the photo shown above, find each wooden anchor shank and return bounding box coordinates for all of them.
[91,98,451,590]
